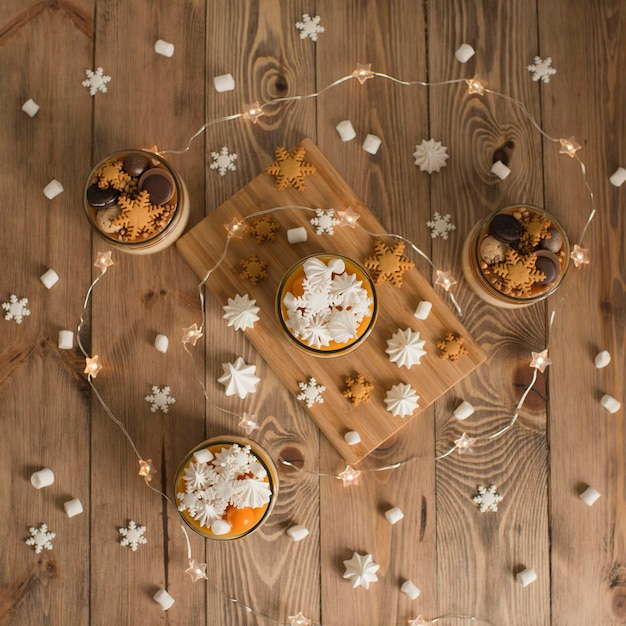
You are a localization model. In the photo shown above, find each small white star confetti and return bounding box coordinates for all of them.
[297,377,326,408]
[82,67,111,95]
[239,412,260,434]
[145,385,176,413]
[473,484,503,512]
[119,520,147,551]
[434,269,457,291]
[310,208,340,235]
[337,465,361,486]
[94,250,114,271]
[295,13,325,41]
[527,56,557,83]
[84,355,102,378]
[454,432,476,454]
[182,323,203,346]
[210,146,238,176]
[426,212,456,239]
[185,559,208,582]
[25,524,56,554]
[2,294,30,324]
[530,349,552,373]
[570,243,590,267]
[288,611,313,626]
[559,136,581,158]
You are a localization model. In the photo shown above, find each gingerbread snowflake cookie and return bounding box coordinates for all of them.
[517,208,552,252]
[343,374,374,406]
[265,145,316,191]
[239,255,269,286]
[363,239,414,287]
[492,249,546,297]
[437,331,468,363]
[249,215,280,243]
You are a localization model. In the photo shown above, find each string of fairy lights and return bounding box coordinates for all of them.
[75,62,596,626]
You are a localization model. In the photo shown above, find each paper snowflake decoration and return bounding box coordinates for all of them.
[25,524,56,554]
[210,146,238,176]
[2,294,30,324]
[295,14,325,41]
[297,377,326,408]
[223,293,260,331]
[527,56,557,83]
[343,552,380,589]
[426,212,456,239]
[472,484,503,512]
[82,67,111,95]
[413,138,449,173]
[145,385,176,413]
[119,520,147,551]
[310,208,340,235]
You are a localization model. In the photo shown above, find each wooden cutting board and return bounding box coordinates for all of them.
[176,138,486,464]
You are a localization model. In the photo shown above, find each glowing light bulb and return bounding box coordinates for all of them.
[182,323,203,346]
[243,101,264,123]
[530,349,552,373]
[238,412,260,434]
[434,269,457,291]
[570,243,590,267]
[352,63,374,84]
[288,612,312,626]
[408,616,430,626]
[185,559,208,583]
[338,207,360,228]
[94,251,114,272]
[84,355,102,378]
[466,76,486,95]
[337,465,362,486]
[138,459,157,481]
[559,136,581,158]
[454,432,476,454]
[224,217,247,239]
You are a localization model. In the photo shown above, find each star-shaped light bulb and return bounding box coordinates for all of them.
[288,611,312,626]
[224,217,248,239]
[182,323,203,346]
[530,349,552,373]
[454,432,476,454]
[239,412,260,434]
[185,559,208,583]
[94,251,114,272]
[570,244,590,268]
[559,136,581,158]
[337,465,362,486]
[466,76,486,95]
[408,616,430,626]
[84,355,102,379]
[434,269,457,291]
[352,63,374,84]
[138,459,157,481]
[338,207,360,229]
[243,101,264,123]
[142,144,160,156]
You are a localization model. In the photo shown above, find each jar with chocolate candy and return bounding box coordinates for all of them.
[83,149,189,254]
[462,204,570,308]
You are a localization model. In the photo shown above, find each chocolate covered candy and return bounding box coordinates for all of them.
[123,153,150,177]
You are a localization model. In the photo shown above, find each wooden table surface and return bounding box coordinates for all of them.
[1,1,624,625]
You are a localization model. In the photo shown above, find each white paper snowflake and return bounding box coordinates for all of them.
[2,294,30,324]
[413,138,449,173]
[297,377,326,407]
[82,67,111,95]
[295,14,325,41]
[210,146,238,176]
[119,520,147,551]
[527,56,557,83]
[25,524,55,554]
[426,212,456,239]
[145,385,176,413]
[472,484,503,512]
[310,208,340,235]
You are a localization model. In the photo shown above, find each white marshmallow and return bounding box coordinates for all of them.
[336,120,356,142]
[64,498,84,518]
[516,568,537,587]
[384,506,404,525]
[362,134,382,155]
[249,461,267,478]
[22,98,40,117]
[193,448,214,464]
[154,39,175,57]
[154,334,169,353]
[414,300,432,320]
[609,167,626,187]
[491,160,511,180]
[58,330,74,350]
[600,394,621,414]
[344,431,361,446]
[31,468,55,489]
[287,227,307,244]
[579,485,601,507]
[211,519,232,535]
[453,400,475,421]
[287,524,310,542]
[400,579,420,600]
[594,350,611,368]
[43,179,64,199]
[454,43,475,63]
[153,589,175,610]
[213,73,235,92]
[40,268,59,289]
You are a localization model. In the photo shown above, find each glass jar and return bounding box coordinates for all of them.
[175,436,278,541]
[462,204,570,308]
[276,253,379,357]
[83,149,189,254]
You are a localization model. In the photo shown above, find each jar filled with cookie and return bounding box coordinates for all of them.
[462,204,570,308]
[83,149,189,254]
